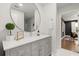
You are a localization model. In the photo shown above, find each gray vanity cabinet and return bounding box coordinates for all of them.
[6,47,19,56]
[5,36,51,56]
[31,37,51,56]
[31,41,40,56]
[39,37,51,56]
[17,43,32,56]
[5,43,32,56]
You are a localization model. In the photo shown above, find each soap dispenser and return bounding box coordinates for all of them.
[37,30,40,36]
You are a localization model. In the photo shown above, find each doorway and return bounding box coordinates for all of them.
[61,18,79,52]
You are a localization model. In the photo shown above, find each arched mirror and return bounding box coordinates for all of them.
[10,3,41,32]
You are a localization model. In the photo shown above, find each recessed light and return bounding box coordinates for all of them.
[19,3,23,6]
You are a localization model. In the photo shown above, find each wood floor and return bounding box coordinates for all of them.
[61,38,77,51]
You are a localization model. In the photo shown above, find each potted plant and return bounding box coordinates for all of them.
[5,23,15,35]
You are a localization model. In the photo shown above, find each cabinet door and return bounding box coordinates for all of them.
[39,37,51,56]
[17,43,32,56]
[31,41,40,56]
[5,43,32,56]
[5,47,19,56]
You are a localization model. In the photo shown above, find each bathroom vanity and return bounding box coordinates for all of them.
[2,3,52,56]
[2,34,52,56]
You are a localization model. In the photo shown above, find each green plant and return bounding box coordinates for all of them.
[5,23,15,35]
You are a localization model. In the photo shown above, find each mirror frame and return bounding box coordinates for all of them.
[10,3,41,32]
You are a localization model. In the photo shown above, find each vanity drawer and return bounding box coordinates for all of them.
[5,47,19,56]
[5,43,32,56]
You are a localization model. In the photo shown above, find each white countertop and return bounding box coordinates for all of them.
[2,34,50,51]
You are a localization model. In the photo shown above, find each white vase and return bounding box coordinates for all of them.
[6,35,15,41]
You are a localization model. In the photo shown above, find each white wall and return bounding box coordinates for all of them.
[56,9,61,54]
[40,4,57,54]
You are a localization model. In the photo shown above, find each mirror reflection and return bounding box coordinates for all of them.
[10,3,41,32]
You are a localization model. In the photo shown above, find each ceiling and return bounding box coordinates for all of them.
[57,3,79,21]
[57,3,79,9]
[62,11,79,21]
[39,3,49,6]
